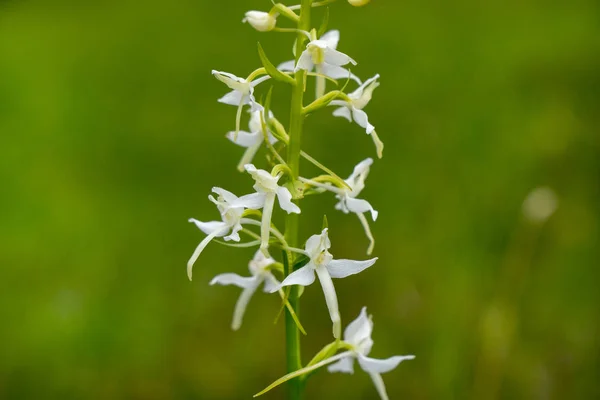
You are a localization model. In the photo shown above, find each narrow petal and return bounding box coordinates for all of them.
[315,265,342,338]
[320,29,340,50]
[324,48,357,66]
[224,222,242,242]
[232,280,262,330]
[188,219,228,236]
[320,64,362,84]
[304,228,331,256]
[345,197,378,220]
[276,186,301,214]
[332,106,352,122]
[187,228,226,280]
[344,307,373,344]
[358,354,415,374]
[231,192,266,209]
[212,70,243,88]
[326,257,378,279]
[272,265,316,291]
[218,90,243,106]
[236,144,261,173]
[211,187,239,204]
[357,212,375,255]
[260,193,276,250]
[351,108,375,134]
[277,60,296,71]
[295,50,314,72]
[369,373,389,400]
[250,74,271,87]
[226,130,261,148]
[327,356,355,374]
[210,273,258,288]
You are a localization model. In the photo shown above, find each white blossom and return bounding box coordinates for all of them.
[330,74,384,157]
[327,307,415,400]
[272,228,377,338]
[336,158,378,254]
[212,70,270,138]
[226,110,278,172]
[233,164,300,250]
[187,188,247,281]
[278,30,361,84]
[210,251,280,330]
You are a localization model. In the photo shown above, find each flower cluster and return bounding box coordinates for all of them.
[187,1,413,398]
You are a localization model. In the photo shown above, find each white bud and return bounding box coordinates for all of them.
[243,11,277,32]
[522,186,558,223]
[348,0,371,6]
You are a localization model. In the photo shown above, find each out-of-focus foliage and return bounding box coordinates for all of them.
[0,0,598,398]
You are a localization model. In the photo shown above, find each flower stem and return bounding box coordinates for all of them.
[284,1,311,399]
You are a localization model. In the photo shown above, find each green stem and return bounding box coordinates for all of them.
[285,1,311,399]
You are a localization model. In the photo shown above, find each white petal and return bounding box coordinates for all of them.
[353,74,381,98]
[304,228,331,255]
[276,186,301,214]
[188,219,228,236]
[326,257,378,279]
[357,212,375,255]
[277,60,296,71]
[343,307,372,344]
[324,48,357,67]
[250,74,271,87]
[273,265,316,291]
[327,356,355,374]
[369,373,389,400]
[295,50,314,72]
[226,130,262,147]
[218,90,243,106]
[262,274,280,293]
[210,273,258,289]
[345,197,378,220]
[187,228,227,280]
[231,280,262,330]
[351,108,375,134]
[247,92,263,112]
[231,192,266,209]
[315,265,342,338]
[358,354,415,374]
[224,222,242,242]
[332,106,352,122]
[320,30,340,50]
[260,193,276,250]
[320,64,362,84]
[212,70,243,87]
[211,187,239,204]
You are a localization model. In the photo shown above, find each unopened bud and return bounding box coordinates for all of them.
[348,0,371,6]
[243,11,277,32]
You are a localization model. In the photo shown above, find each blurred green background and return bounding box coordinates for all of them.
[1,0,599,398]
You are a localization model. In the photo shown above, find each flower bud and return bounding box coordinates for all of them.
[243,11,277,32]
[348,0,371,6]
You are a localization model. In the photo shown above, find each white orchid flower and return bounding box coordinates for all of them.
[210,251,280,330]
[272,228,377,338]
[226,110,278,172]
[233,164,300,250]
[212,70,270,139]
[330,74,385,158]
[278,30,361,85]
[187,187,247,281]
[243,11,277,32]
[335,158,378,255]
[327,307,415,400]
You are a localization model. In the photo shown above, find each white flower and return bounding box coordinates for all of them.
[187,187,247,281]
[330,74,384,157]
[278,30,361,84]
[226,110,278,172]
[272,228,377,338]
[243,11,277,32]
[233,164,300,250]
[212,70,270,138]
[210,251,280,330]
[335,158,378,254]
[327,307,415,400]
